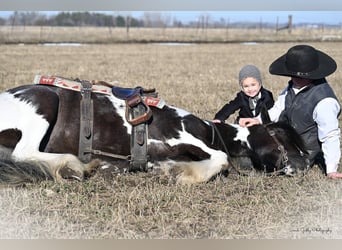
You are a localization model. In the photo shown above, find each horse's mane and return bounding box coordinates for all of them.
[266,121,308,154]
[259,104,307,154]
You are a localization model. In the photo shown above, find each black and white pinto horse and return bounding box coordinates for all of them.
[0,80,310,185]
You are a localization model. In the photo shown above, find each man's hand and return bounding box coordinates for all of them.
[327,172,342,179]
[239,118,260,127]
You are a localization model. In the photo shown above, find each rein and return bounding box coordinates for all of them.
[209,121,240,174]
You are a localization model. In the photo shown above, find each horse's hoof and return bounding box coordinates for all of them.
[58,167,83,181]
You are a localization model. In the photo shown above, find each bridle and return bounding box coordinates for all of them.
[264,126,290,174]
[265,124,311,176]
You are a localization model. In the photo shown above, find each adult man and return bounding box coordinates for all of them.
[239,44,342,179]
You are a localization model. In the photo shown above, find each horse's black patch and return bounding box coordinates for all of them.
[0,129,22,149]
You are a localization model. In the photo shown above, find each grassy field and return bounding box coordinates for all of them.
[0,26,342,44]
[0,28,342,238]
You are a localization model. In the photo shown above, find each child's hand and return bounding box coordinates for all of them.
[239,118,260,127]
[212,119,222,123]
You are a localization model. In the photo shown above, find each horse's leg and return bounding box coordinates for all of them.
[30,152,101,181]
[150,143,228,184]
[173,151,228,184]
[14,149,101,181]
[11,116,100,181]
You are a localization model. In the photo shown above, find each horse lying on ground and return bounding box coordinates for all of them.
[0,78,310,185]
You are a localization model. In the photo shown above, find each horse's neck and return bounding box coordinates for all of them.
[214,123,249,148]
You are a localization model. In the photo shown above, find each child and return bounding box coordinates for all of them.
[213,64,274,123]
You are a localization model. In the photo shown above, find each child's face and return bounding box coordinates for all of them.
[241,77,261,97]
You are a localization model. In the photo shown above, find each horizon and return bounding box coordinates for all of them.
[0,11,342,25]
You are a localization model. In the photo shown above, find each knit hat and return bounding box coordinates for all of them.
[239,65,262,86]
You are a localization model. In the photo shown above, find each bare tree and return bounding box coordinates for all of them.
[126,15,131,38]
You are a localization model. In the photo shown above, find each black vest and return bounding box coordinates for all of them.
[278,79,339,163]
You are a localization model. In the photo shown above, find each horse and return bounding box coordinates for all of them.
[0,77,310,185]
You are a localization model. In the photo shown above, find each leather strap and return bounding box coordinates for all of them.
[129,103,149,171]
[78,80,94,163]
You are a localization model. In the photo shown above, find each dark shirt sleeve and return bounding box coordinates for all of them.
[264,89,275,109]
[254,88,275,117]
[214,93,242,121]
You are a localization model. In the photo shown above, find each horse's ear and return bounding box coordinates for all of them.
[260,104,271,124]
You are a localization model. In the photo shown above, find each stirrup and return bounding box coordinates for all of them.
[125,94,152,126]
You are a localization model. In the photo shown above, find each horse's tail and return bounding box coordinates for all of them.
[0,148,53,187]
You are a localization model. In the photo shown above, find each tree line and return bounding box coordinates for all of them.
[0,11,337,29]
[0,12,144,27]
[0,11,279,29]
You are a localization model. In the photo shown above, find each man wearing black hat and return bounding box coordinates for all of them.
[239,44,342,179]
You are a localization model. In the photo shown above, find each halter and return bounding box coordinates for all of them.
[265,126,290,174]
[265,124,311,176]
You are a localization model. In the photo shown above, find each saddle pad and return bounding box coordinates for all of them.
[33,75,112,95]
[33,74,165,109]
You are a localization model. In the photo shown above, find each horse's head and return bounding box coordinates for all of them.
[211,118,309,176]
[245,105,310,175]
[247,122,310,176]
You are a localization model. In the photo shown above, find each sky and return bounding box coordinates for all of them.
[127,11,342,25]
[0,11,342,25]
[1,0,342,11]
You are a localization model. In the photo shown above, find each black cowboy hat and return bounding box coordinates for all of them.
[269,44,337,79]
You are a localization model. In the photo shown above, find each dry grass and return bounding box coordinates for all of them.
[0,26,342,44]
[0,30,342,238]
[1,171,342,239]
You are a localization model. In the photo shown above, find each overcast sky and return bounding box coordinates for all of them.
[128,11,342,24]
[1,0,342,11]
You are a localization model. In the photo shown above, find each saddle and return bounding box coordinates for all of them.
[112,86,155,126]
[34,75,161,172]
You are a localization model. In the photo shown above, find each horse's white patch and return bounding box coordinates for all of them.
[153,156,227,184]
[162,122,228,183]
[0,92,50,158]
[231,124,251,148]
[166,123,226,156]
[146,121,228,183]
[0,92,88,180]
[106,95,132,134]
[147,138,164,145]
